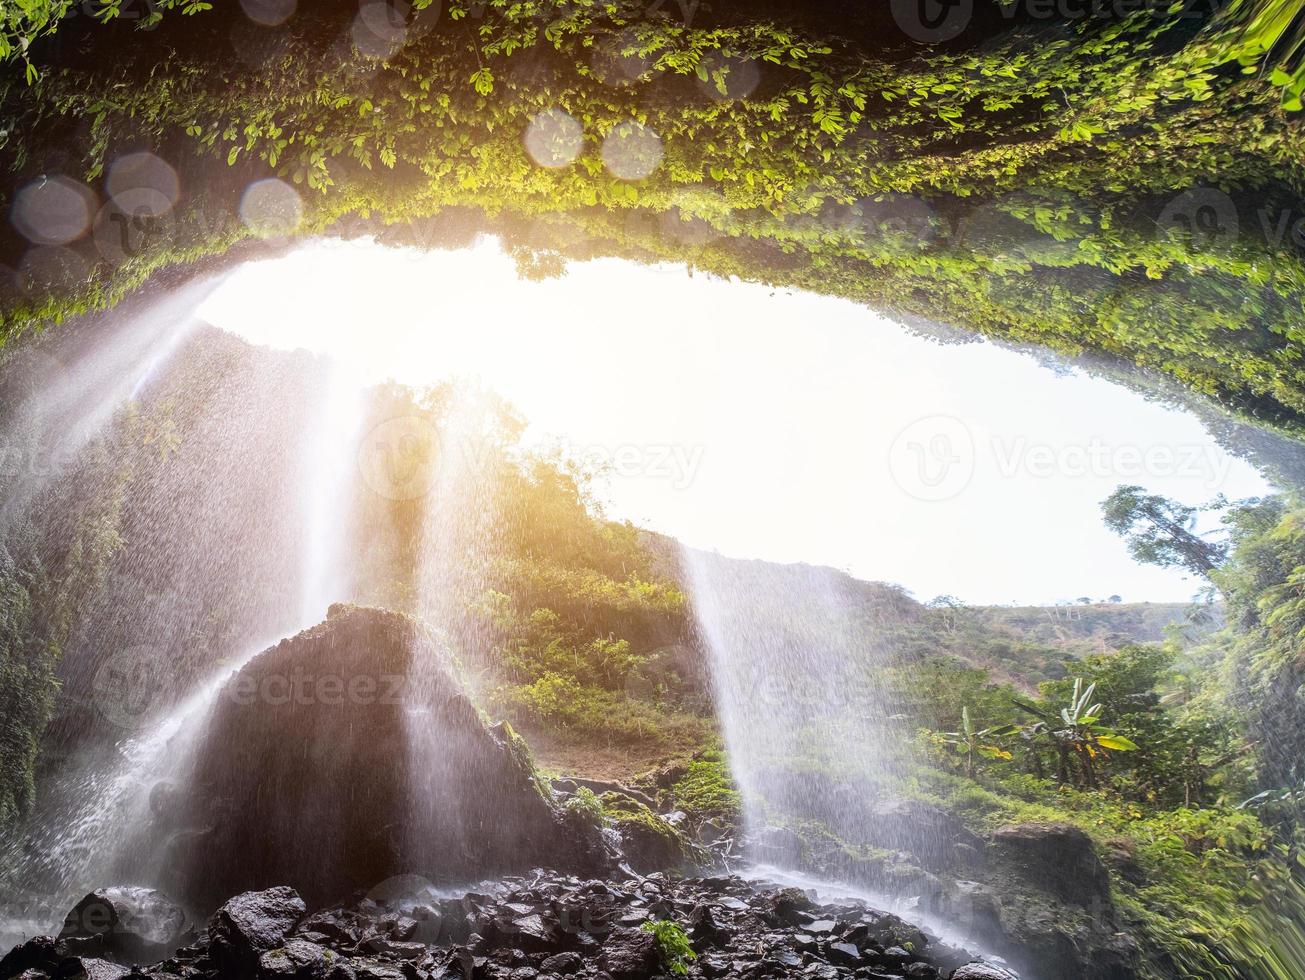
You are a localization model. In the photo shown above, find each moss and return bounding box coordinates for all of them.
[600,790,694,869]
[500,720,555,802]
[669,751,742,829]
[904,766,1302,980]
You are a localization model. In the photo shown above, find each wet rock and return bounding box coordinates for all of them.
[765,887,813,925]
[949,964,1019,980]
[749,826,803,864]
[3,869,978,980]
[257,938,329,977]
[208,886,306,973]
[58,887,188,963]
[988,823,1110,907]
[597,927,658,980]
[175,607,603,907]
[862,800,984,873]
[0,936,61,980]
[538,952,582,974]
[827,941,862,966]
[599,793,695,874]
[49,957,130,980]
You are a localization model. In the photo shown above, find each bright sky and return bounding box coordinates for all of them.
[197,236,1273,605]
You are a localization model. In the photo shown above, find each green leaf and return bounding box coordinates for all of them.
[1095,734,1139,751]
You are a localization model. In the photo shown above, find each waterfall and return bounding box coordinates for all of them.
[402,382,507,871]
[0,277,221,535]
[681,547,928,864]
[0,305,365,943]
[296,359,365,627]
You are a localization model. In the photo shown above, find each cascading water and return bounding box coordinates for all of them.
[403,382,510,872]
[0,299,367,944]
[681,548,1014,959]
[0,277,222,535]
[681,548,939,871]
[296,360,365,627]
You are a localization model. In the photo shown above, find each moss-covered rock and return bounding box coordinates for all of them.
[600,791,697,873]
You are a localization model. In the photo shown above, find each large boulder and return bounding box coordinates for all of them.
[167,605,602,907]
[0,936,60,980]
[56,886,188,963]
[207,886,306,973]
[599,792,696,873]
[934,822,1137,980]
[988,822,1112,908]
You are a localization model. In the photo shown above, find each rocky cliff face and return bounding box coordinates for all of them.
[165,606,606,908]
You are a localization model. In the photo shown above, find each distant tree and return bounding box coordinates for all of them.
[927,594,968,634]
[1077,596,1092,605]
[1108,594,1123,603]
[1101,485,1228,578]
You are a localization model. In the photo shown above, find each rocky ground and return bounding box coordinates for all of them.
[0,871,1018,980]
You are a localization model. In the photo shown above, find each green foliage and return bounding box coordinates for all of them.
[640,919,696,977]
[1102,485,1230,578]
[600,790,690,854]
[924,706,1018,778]
[0,0,215,83]
[3,4,1304,432]
[561,785,604,825]
[0,396,159,824]
[669,751,742,828]
[1208,0,1305,109]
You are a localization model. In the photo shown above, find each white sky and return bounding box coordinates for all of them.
[197,236,1274,605]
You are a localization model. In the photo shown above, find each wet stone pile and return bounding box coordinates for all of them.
[0,872,1016,980]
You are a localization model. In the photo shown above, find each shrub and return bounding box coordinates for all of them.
[640,920,696,976]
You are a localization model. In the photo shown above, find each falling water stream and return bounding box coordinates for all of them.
[682,549,920,844]
[0,281,367,946]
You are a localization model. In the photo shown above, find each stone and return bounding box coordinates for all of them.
[58,887,188,963]
[258,937,330,977]
[766,887,813,925]
[49,958,129,980]
[949,964,1019,980]
[597,927,659,980]
[687,904,728,947]
[827,942,861,966]
[0,936,61,980]
[988,823,1111,907]
[859,800,984,872]
[3,870,975,980]
[208,886,307,973]
[173,607,602,907]
[539,952,582,974]
[882,946,912,965]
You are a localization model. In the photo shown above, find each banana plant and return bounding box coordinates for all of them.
[929,706,1020,778]
[1013,678,1139,789]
